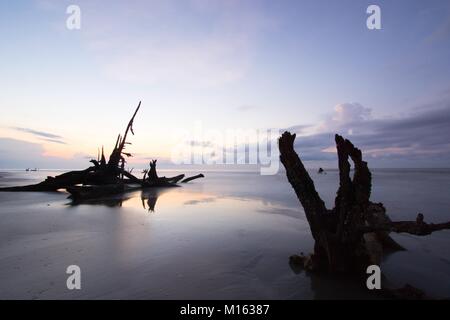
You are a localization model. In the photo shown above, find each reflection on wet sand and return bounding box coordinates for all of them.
[1,170,449,299]
[67,186,219,213]
[140,188,172,212]
[68,194,133,208]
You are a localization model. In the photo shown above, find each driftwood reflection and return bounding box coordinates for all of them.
[68,194,132,208]
[140,188,172,212]
[68,187,174,212]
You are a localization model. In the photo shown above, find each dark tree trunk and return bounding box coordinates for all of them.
[279,131,450,274]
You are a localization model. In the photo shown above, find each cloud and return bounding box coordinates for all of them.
[40,138,67,145]
[11,127,63,139]
[285,95,450,167]
[286,124,314,135]
[10,127,66,145]
[77,0,276,88]
[0,138,84,169]
[330,103,371,124]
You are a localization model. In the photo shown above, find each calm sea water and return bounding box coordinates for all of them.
[0,169,449,299]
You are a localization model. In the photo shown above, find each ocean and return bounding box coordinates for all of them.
[0,169,449,299]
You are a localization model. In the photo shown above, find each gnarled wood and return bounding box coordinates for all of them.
[279,131,450,274]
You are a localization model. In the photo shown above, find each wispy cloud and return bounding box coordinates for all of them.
[10,127,66,144]
[76,0,276,88]
[11,127,62,139]
[40,138,67,145]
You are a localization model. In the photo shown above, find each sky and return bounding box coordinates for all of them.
[1,0,450,169]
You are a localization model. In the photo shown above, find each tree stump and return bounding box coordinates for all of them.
[279,131,450,274]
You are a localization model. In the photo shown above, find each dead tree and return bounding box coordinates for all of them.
[107,102,141,171]
[279,131,450,274]
[0,102,144,192]
[0,101,205,197]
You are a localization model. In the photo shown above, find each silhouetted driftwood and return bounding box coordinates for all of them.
[182,174,205,183]
[279,131,450,274]
[0,102,204,196]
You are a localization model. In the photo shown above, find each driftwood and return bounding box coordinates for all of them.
[0,102,204,197]
[182,174,205,183]
[142,160,185,187]
[147,160,159,181]
[279,131,450,274]
[0,102,143,192]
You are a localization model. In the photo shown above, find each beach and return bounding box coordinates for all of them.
[0,169,449,299]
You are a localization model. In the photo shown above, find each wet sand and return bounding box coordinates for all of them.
[0,170,449,299]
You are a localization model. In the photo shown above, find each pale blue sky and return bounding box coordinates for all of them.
[1,0,450,168]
